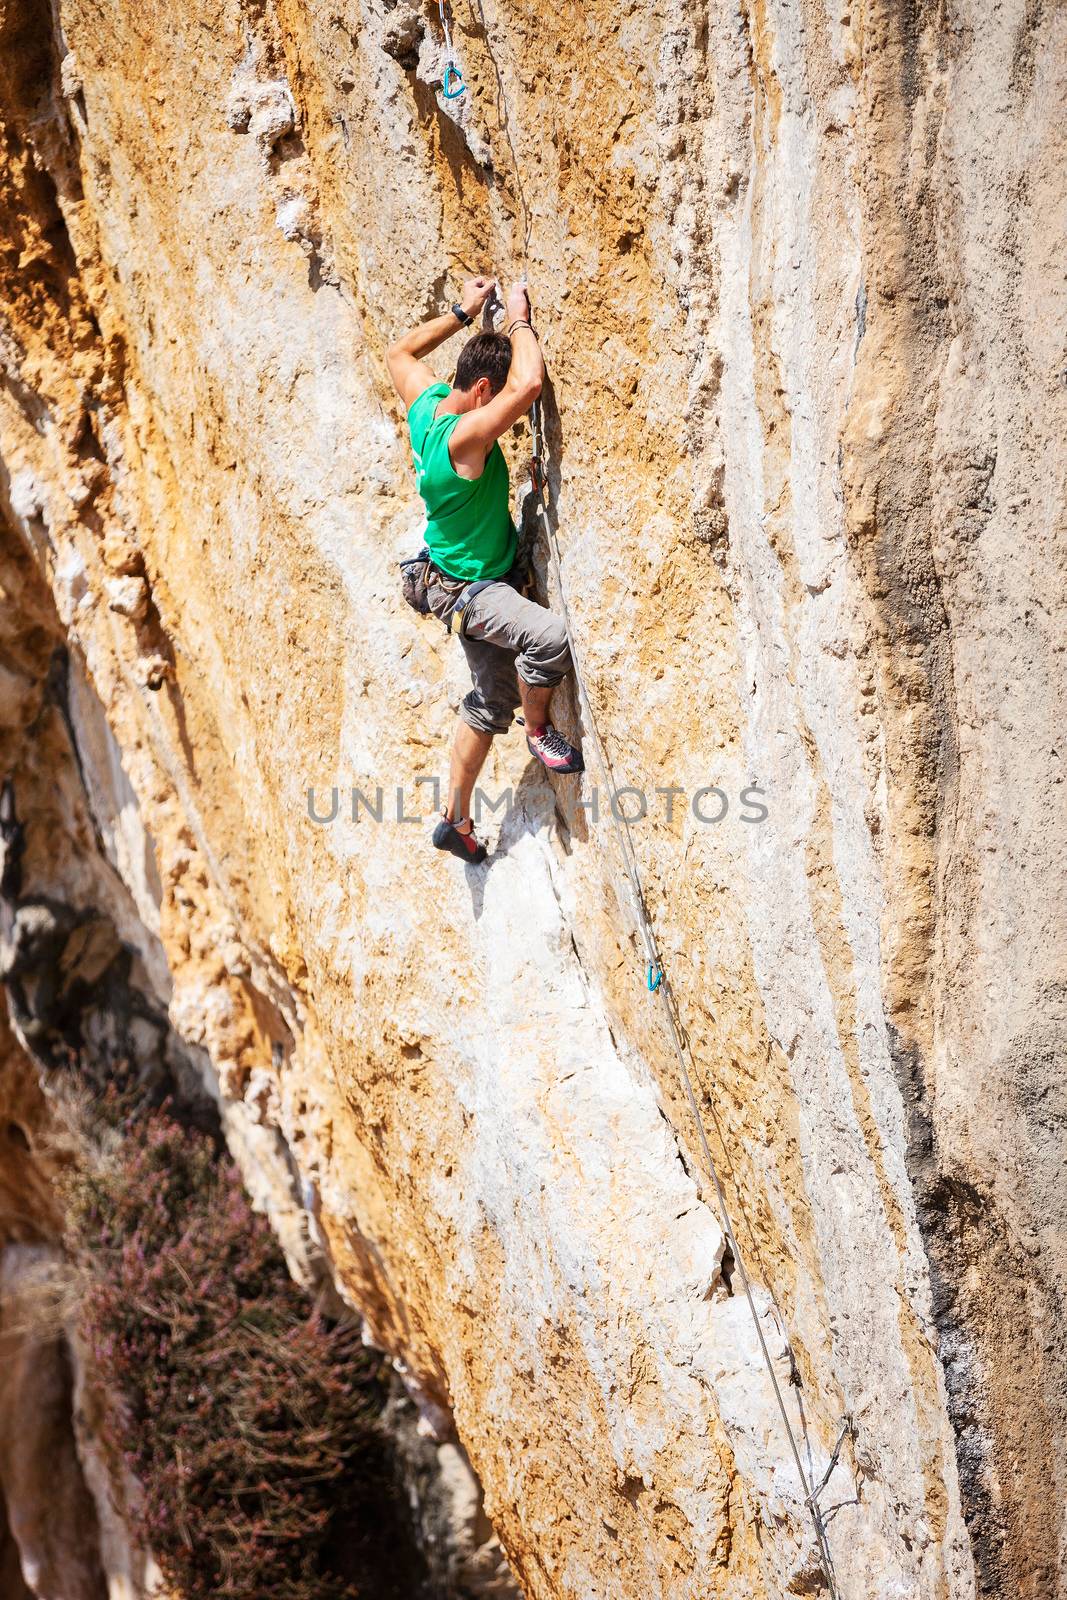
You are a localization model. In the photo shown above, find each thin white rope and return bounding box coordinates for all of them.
[533,475,841,1595]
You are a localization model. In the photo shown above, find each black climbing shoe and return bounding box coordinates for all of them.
[432,814,487,864]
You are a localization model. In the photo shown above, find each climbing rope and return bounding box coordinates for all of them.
[461,9,848,1591]
[528,423,843,1599]
[470,0,533,261]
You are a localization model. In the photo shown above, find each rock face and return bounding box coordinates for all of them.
[0,1008,110,1599]
[0,1,1063,1597]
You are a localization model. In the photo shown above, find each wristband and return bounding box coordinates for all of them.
[452,303,473,326]
[508,320,537,337]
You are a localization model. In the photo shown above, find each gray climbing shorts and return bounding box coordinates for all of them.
[426,569,572,737]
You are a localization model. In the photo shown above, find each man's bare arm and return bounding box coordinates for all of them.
[386,276,495,410]
[449,284,544,466]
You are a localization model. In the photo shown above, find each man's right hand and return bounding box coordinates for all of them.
[460,276,497,317]
[505,282,531,325]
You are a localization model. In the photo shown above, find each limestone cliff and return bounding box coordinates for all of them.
[0,0,1063,1596]
[0,1009,108,1600]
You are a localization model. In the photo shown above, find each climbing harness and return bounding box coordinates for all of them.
[437,0,466,98]
[444,576,496,637]
[448,13,851,1592]
[400,549,529,640]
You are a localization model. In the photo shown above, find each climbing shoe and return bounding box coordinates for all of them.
[432,814,487,864]
[524,723,585,775]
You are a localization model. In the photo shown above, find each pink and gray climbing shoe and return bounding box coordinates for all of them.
[432,814,487,864]
[525,723,584,775]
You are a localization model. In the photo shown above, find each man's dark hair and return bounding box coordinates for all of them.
[454,332,512,396]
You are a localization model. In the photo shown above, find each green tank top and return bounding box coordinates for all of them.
[407,382,517,581]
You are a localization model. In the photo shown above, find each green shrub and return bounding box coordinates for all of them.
[64,1095,392,1600]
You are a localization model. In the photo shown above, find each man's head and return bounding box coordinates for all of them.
[454,332,512,406]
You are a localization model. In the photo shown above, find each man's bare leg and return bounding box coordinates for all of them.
[518,680,553,733]
[446,721,493,832]
[519,678,584,774]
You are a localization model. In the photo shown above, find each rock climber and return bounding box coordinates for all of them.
[386,275,583,865]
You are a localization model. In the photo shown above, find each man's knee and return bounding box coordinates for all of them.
[460,691,517,737]
[517,611,571,687]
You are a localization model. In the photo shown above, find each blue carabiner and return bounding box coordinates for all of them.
[442,62,466,99]
[647,963,663,993]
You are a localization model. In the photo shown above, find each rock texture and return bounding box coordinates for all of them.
[0,1006,110,1599]
[0,0,1063,1597]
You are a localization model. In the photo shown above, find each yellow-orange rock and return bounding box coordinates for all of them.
[0,1,1063,1595]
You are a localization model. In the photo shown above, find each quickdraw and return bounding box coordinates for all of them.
[438,0,466,98]
[528,395,546,494]
[481,285,506,332]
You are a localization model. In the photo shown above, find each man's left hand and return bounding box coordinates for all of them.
[461,275,497,316]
